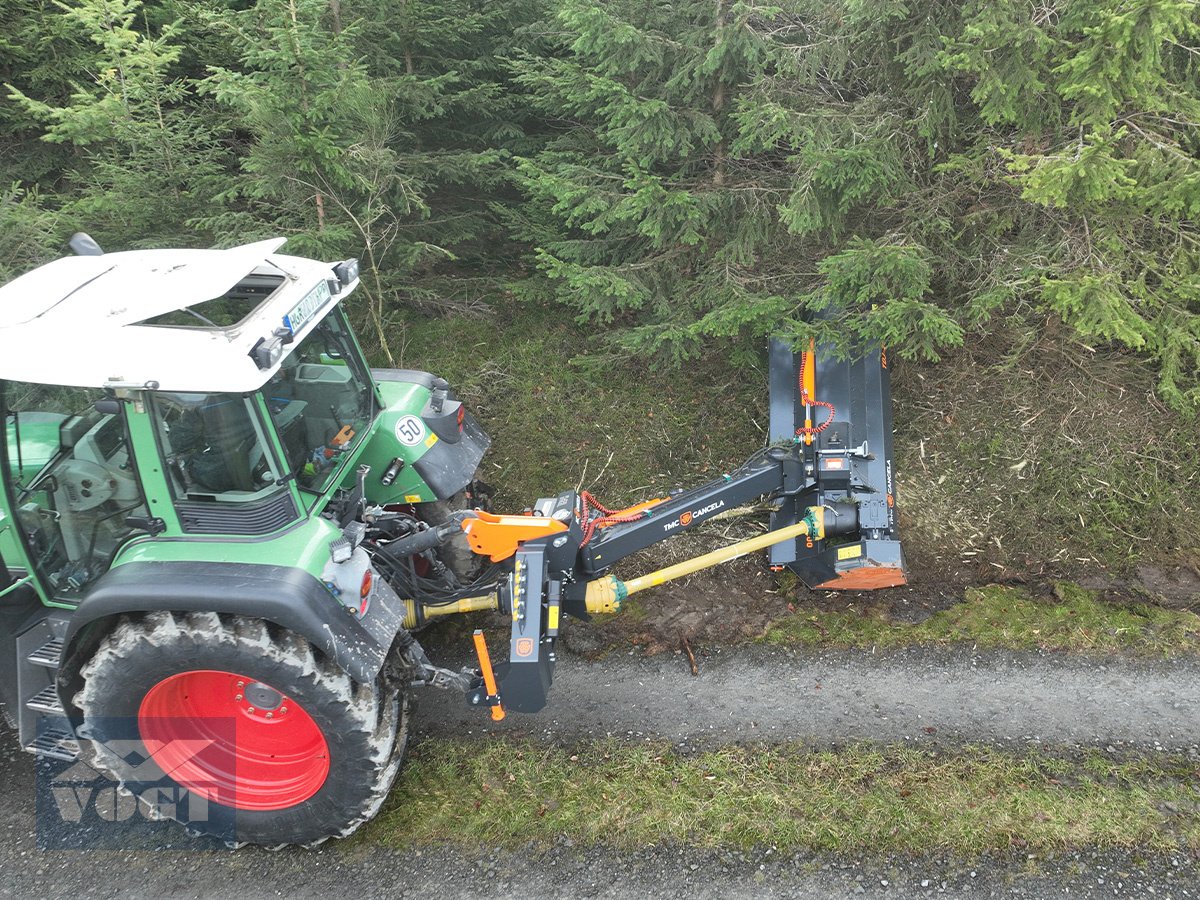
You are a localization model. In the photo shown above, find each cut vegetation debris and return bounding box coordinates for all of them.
[398,304,1198,638]
[766,583,1200,656]
[369,740,1200,855]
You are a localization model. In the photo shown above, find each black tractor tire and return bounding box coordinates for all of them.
[417,479,493,582]
[72,611,409,848]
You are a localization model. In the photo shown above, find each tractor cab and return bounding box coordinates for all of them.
[0,238,488,607]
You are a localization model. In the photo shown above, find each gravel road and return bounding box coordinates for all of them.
[414,643,1200,751]
[0,645,1196,899]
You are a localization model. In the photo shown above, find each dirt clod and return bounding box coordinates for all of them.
[1135,564,1200,609]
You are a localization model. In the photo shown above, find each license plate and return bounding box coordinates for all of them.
[283,280,332,334]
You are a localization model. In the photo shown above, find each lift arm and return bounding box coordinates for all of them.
[455,442,871,713]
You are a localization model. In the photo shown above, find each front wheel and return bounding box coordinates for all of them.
[73,611,409,847]
[417,477,494,582]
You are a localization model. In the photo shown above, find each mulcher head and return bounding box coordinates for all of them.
[767,338,907,590]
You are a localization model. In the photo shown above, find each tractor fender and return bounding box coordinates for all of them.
[361,368,491,504]
[60,560,406,688]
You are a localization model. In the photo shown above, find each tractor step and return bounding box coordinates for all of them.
[13,612,74,758]
[25,726,79,762]
[27,635,64,668]
[25,684,64,716]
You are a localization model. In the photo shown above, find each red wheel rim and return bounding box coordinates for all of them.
[138,670,330,811]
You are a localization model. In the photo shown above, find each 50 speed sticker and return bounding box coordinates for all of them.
[394,415,425,446]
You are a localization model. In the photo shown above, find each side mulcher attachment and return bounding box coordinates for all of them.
[427,338,909,716]
[767,338,906,589]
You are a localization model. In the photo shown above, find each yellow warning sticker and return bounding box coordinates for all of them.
[548,605,560,630]
[837,544,863,561]
[424,432,439,448]
[403,494,422,503]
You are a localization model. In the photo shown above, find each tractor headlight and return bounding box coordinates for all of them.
[329,521,366,564]
[333,258,359,288]
[250,334,285,370]
[250,326,294,370]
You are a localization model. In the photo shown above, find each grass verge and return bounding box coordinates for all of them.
[386,301,1198,582]
[766,583,1200,655]
[368,739,1200,855]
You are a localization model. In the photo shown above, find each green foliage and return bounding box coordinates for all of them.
[6,0,228,246]
[515,0,1200,407]
[1,0,1198,406]
[198,0,544,360]
[0,185,61,284]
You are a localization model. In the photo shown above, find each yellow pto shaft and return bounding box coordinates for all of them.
[585,506,826,613]
[404,507,828,623]
[402,593,499,629]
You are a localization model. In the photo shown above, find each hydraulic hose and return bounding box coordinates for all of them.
[378,520,460,559]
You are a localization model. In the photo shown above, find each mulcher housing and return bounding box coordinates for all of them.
[767,338,905,589]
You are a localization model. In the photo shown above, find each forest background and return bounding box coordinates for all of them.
[3,0,1198,596]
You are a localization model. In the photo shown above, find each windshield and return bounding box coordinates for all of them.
[264,308,377,494]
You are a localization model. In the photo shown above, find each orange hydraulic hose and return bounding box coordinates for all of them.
[802,338,816,445]
[796,337,835,442]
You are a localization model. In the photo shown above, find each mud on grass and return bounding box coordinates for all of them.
[364,738,1200,856]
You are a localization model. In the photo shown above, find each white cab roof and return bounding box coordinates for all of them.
[0,239,358,392]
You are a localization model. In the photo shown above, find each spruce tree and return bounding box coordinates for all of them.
[510,0,965,366]
[7,0,228,247]
[201,0,542,360]
[515,0,1200,407]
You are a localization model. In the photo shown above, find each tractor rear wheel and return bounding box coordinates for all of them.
[73,611,409,847]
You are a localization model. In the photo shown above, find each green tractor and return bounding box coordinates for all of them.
[0,235,905,847]
[1,236,493,845]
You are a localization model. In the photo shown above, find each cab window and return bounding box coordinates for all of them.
[152,393,280,498]
[264,309,377,494]
[1,381,148,597]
